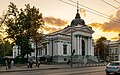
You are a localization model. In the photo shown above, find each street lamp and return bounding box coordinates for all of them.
[70,25,73,67]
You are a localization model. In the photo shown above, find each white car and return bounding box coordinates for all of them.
[105,61,120,75]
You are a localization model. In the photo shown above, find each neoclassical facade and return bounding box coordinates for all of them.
[13,8,98,64]
[39,9,98,63]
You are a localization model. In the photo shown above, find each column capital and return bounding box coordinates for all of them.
[74,34,81,38]
[88,36,92,39]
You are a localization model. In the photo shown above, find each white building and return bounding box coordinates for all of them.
[13,8,98,63]
[108,37,120,61]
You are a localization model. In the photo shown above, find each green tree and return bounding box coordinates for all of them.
[2,2,44,61]
[0,41,12,57]
[95,37,109,61]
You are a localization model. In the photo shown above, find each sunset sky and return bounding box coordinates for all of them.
[0,0,120,41]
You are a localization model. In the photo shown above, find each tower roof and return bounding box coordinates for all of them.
[70,1,85,26]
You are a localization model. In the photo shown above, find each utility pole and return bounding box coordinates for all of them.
[70,26,73,67]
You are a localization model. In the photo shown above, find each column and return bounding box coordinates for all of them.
[74,35,77,55]
[47,43,49,55]
[58,42,61,55]
[79,35,82,55]
[60,41,63,55]
[77,35,79,55]
[90,37,92,55]
[87,37,90,55]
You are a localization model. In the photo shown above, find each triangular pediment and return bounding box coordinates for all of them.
[48,25,94,36]
[61,25,94,34]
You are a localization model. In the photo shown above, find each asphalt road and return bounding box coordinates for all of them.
[0,66,106,75]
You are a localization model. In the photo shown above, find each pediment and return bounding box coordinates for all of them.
[61,25,94,34]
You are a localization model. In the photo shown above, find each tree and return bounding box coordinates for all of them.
[95,37,109,61]
[2,2,44,62]
[0,41,12,57]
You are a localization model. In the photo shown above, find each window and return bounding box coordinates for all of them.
[109,49,111,54]
[64,58,67,61]
[115,48,118,54]
[45,45,47,55]
[63,45,67,54]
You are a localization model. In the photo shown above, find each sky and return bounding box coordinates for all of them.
[0,0,120,41]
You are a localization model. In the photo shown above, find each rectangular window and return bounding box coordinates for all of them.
[63,45,67,54]
[109,49,111,54]
[45,45,47,55]
[115,48,118,54]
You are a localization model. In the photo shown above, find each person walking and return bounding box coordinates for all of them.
[5,60,8,70]
[8,59,11,69]
[38,60,41,68]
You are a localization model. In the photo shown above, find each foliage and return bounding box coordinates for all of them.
[95,36,109,61]
[0,41,12,57]
[1,2,44,58]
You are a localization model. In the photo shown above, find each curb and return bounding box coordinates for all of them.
[0,63,106,73]
[0,67,71,73]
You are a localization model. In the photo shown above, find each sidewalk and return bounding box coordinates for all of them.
[0,64,70,73]
[0,63,107,73]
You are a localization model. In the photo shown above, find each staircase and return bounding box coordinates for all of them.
[86,55,98,64]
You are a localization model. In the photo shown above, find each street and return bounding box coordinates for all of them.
[0,66,106,75]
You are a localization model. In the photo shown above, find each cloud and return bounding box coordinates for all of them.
[44,17,68,27]
[88,10,120,33]
[43,25,61,33]
[80,8,86,17]
[110,36,119,40]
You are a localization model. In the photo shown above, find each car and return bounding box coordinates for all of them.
[105,61,120,75]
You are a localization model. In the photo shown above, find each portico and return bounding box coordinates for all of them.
[40,7,98,63]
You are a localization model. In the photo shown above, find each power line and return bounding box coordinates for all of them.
[69,0,120,23]
[101,0,120,10]
[59,0,110,19]
[59,0,120,23]
[114,0,120,5]
[69,0,110,19]
[59,0,114,24]
[87,10,114,23]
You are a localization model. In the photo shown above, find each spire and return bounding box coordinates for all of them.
[77,1,79,13]
[75,1,81,18]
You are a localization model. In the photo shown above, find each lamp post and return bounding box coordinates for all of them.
[70,25,73,67]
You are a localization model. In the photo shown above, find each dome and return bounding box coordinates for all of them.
[71,13,85,26]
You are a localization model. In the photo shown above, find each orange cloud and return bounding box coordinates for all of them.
[44,17,68,27]
[43,25,61,33]
[88,10,120,33]
[110,36,119,40]
[80,8,86,17]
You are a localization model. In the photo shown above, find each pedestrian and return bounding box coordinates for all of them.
[29,60,33,68]
[5,60,8,70]
[67,59,70,65]
[8,59,11,69]
[38,60,40,68]
[11,60,14,66]
[27,60,30,68]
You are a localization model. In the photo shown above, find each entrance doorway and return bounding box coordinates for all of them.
[82,39,85,56]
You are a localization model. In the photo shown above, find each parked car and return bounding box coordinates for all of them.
[105,61,120,75]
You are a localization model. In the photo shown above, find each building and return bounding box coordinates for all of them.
[13,6,98,64]
[108,37,120,61]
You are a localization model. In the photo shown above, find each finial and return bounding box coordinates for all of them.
[77,1,79,13]
[75,1,80,18]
